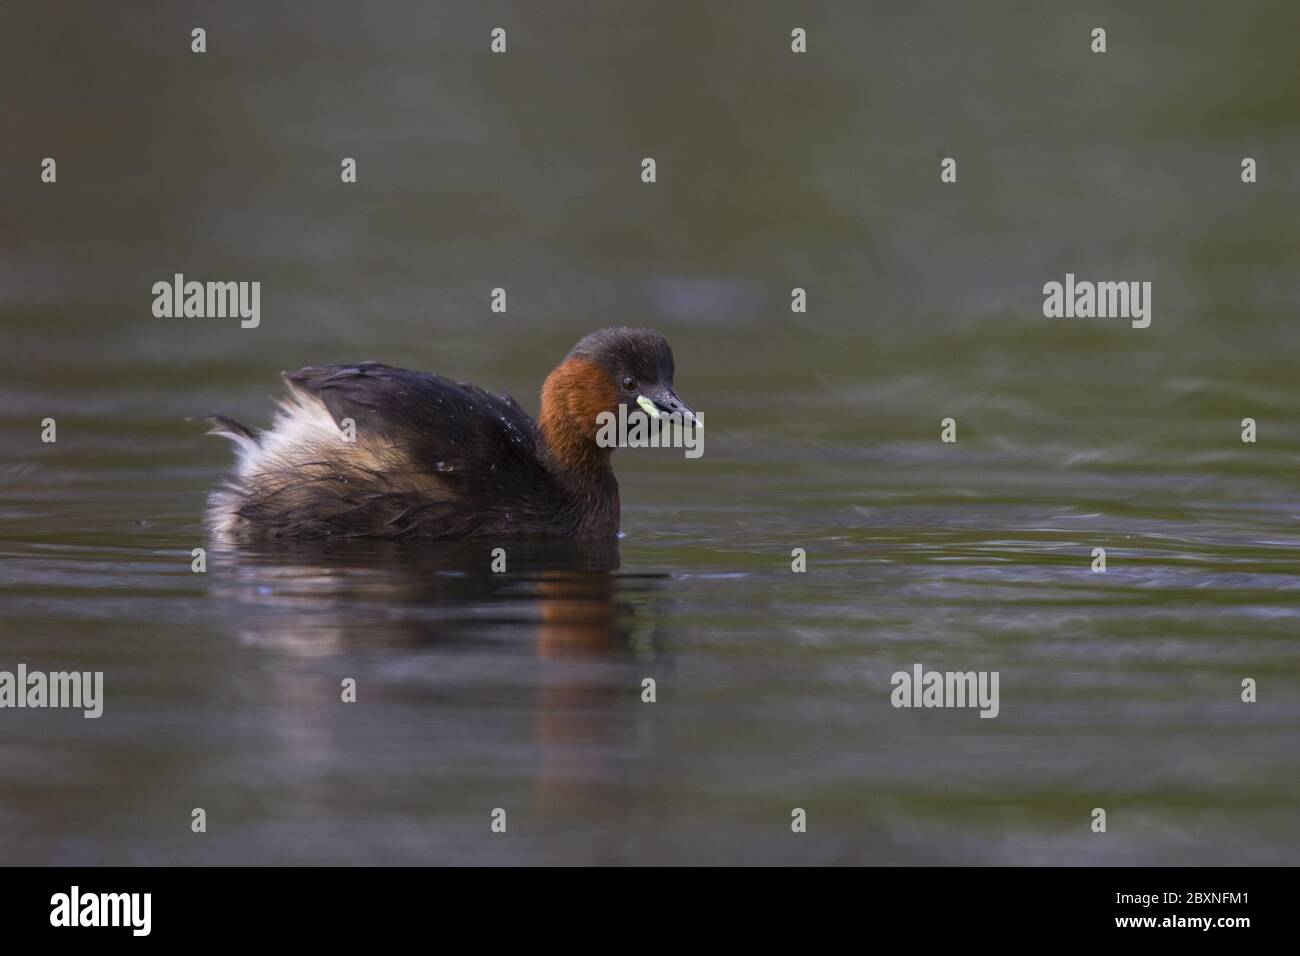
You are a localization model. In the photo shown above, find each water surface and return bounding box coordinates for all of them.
[2,1,1298,864]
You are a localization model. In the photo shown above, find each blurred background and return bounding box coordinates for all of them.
[1,1,1298,864]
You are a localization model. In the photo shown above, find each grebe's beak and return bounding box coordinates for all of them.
[637,386,702,429]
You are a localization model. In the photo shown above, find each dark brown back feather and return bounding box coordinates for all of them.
[279,363,591,536]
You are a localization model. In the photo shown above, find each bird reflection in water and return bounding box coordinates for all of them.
[204,536,670,822]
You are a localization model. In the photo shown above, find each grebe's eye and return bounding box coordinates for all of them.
[621,376,637,391]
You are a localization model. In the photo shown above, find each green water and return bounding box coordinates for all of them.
[1,1,1298,864]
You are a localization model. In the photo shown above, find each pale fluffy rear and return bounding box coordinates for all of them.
[205,384,448,539]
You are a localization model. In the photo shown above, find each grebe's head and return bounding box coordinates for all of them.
[540,327,699,467]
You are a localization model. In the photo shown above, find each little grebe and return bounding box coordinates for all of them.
[204,327,698,539]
